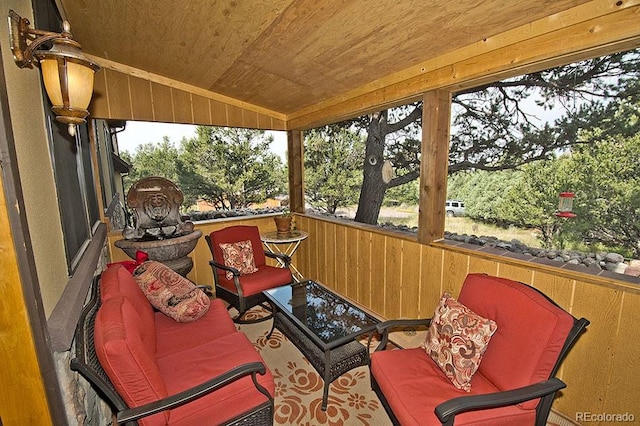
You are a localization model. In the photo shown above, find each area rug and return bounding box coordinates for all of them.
[236,307,575,426]
[237,307,389,425]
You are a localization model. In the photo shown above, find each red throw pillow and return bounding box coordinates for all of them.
[421,293,497,392]
[107,250,149,274]
[219,240,259,280]
[133,261,210,323]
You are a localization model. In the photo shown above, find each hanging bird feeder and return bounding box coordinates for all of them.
[554,192,576,218]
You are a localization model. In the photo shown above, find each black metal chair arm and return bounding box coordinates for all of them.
[435,377,566,426]
[117,361,271,424]
[375,318,431,334]
[264,250,291,266]
[209,260,240,276]
[194,284,212,291]
[374,318,431,351]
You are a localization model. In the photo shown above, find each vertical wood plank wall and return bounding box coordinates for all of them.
[89,68,286,130]
[290,214,640,420]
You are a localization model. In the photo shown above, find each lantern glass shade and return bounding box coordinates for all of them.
[40,57,95,111]
[35,40,99,135]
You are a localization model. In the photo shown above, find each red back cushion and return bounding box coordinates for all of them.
[94,296,168,426]
[457,273,574,408]
[100,265,155,341]
[209,226,266,270]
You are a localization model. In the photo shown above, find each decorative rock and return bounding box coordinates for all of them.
[605,252,625,263]
[586,262,602,270]
[605,262,628,273]
[625,266,640,277]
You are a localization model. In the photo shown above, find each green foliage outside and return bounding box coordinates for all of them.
[121,136,180,192]
[330,49,640,227]
[383,180,419,207]
[448,100,640,257]
[122,127,286,212]
[303,127,365,213]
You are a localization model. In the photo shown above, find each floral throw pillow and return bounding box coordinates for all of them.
[133,261,210,323]
[421,293,497,392]
[219,240,259,280]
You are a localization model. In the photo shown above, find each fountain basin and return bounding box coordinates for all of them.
[115,229,202,276]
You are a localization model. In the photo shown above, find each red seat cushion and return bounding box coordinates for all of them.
[157,331,275,425]
[217,264,293,297]
[370,348,536,426]
[94,296,168,426]
[154,298,238,358]
[371,273,576,424]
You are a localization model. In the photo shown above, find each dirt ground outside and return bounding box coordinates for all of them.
[334,205,542,248]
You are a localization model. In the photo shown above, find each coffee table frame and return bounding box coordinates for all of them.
[264,280,380,410]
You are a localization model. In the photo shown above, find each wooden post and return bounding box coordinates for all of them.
[287,130,305,213]
[418,89,451,244]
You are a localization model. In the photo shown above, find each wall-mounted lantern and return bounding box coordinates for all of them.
[8,9,100,137]
[554,191,576,218]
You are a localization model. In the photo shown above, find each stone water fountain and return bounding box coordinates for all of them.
[114,176,202,276]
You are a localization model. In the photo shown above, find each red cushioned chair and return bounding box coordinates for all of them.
[370,273,589,426]
[206,225,294,323]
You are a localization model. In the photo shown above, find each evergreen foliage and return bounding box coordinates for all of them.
[303,127,365,213]
[122,127,286,211]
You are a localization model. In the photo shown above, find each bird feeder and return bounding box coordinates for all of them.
[554,192,576,218]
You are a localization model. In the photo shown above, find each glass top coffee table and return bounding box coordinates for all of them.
[264,280,380,410]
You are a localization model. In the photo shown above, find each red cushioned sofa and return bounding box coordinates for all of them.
[71,264,275,425]
[370,273,589,426]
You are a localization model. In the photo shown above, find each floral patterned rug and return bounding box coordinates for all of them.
[237,307,390,425]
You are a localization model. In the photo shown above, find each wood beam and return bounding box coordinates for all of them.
[287,0,640,129]
[287,130,305,213]
[87,54,287,122]
[418,90,451,244]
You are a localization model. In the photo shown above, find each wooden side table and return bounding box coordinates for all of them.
[260,230,308,281]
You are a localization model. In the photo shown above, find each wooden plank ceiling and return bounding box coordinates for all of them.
[58,0,591,117]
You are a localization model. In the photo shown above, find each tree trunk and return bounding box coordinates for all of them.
[354,111,388,224]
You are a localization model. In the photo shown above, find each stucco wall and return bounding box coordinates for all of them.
[1,0,69,317]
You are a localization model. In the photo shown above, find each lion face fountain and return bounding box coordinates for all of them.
[115,177,202,276]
